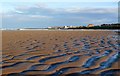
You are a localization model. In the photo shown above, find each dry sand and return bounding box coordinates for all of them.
[1,30,120,76]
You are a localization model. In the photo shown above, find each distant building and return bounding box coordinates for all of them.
[69,26,78,28]
[64,26,69,29]
[87,24,94,27]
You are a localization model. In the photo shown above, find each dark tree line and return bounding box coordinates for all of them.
[68,23,120,29]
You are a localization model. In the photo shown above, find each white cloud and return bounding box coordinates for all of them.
[63,7,118,14]
[2,3,118,28]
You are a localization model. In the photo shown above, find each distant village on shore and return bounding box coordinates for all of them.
[46,23,120,30]
[1,23,120,30]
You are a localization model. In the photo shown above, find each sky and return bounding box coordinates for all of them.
[0,0,119,29]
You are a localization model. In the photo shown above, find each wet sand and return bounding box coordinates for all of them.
[1,30,120,76]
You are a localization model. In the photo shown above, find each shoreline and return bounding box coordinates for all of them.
[1,29,119,31]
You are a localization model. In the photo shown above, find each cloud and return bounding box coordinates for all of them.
[13,5,117,16]
[14,4,56,16]
[2,3,118,28]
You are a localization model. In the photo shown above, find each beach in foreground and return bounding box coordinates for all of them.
[1,30,120,76]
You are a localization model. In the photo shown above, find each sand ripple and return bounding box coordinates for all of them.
[2,31,120,76]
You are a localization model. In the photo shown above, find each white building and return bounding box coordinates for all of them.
[87,24,94,27]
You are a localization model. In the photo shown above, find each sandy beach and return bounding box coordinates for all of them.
[1,30,120,76]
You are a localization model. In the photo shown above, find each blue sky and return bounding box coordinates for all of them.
[0,0,119,28]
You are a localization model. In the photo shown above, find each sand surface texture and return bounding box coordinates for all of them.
[2,30,120,76]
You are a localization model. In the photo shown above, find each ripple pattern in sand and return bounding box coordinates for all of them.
[2,31,120,76]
